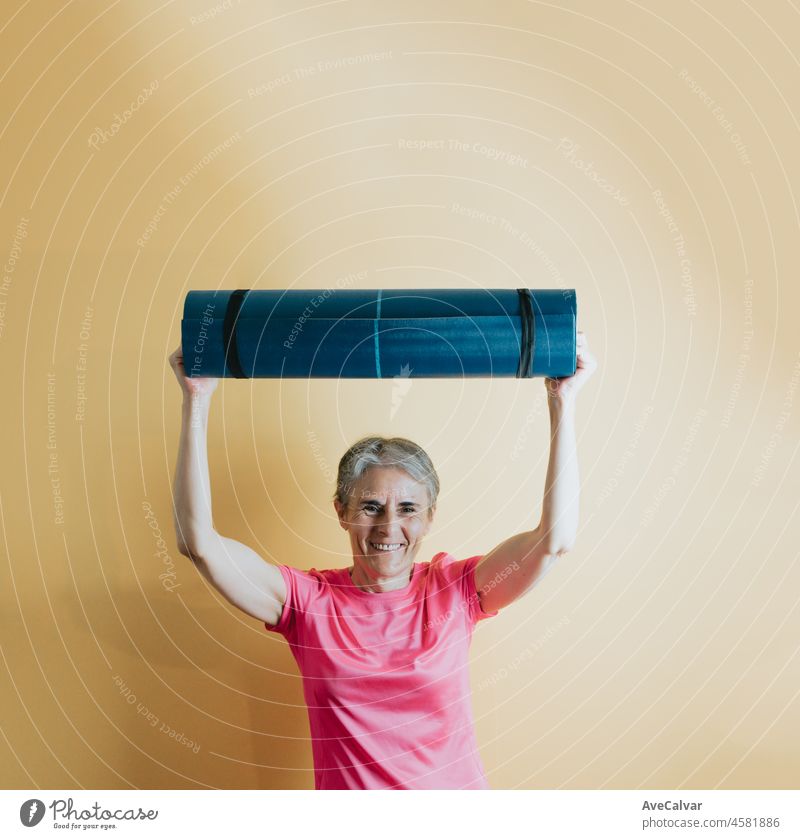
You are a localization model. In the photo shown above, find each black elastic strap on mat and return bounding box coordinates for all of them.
[222,289,248,378]
[516,288,535,378]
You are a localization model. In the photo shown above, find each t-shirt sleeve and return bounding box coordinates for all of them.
[264,564,324,641]
[462,554,500,624]
[447,554,500,625]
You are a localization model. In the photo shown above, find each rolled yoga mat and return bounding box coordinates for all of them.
[181,288,577,379]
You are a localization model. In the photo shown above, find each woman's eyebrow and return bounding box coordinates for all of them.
[360,500,418,506]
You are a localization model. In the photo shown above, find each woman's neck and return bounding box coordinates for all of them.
[349,562,413,593]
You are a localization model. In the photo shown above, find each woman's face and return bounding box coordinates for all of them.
[334,466,434,570]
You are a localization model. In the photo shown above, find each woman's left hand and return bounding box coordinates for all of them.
[544,330,597,403]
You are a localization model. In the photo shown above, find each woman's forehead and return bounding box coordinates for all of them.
[352,468,425,500]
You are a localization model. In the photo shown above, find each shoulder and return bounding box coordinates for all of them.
[264,564,341,636]
[427,551,499,624]
[271,563,342,612]
[425,550,482,596]
[428,551,481,582]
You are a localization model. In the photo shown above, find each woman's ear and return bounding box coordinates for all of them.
[334,499,348,528]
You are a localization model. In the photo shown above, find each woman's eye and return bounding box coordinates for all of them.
[361,505,415,514]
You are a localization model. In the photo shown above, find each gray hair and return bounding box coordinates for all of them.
[333,436,439,518]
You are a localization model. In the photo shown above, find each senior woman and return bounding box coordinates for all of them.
[168,331,596,789]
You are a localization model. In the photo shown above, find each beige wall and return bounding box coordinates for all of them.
[1,0,798,789]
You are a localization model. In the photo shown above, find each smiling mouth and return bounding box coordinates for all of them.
[369,542,405,552]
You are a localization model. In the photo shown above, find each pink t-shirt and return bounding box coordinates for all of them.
[264,551,499,790]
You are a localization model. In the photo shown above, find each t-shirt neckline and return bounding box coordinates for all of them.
[342,562,421,599]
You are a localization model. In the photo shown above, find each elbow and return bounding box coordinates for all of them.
[175,525,214,561]
[174,529,192,558]
[177,539,205,561]
[174,519,198,558]
[176,540,195,559]
[546,540,575,556]
[174,525,198,560]
[534,524,576,557]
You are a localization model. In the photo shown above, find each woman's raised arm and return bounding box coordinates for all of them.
[168,346,286,626]
[474,331,597,613]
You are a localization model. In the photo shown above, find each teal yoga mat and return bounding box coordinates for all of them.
[181,288,577,379]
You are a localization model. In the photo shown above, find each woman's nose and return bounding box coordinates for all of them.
[374,511,401,531]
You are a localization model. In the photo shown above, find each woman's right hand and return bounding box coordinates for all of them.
[169,345,219,399]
